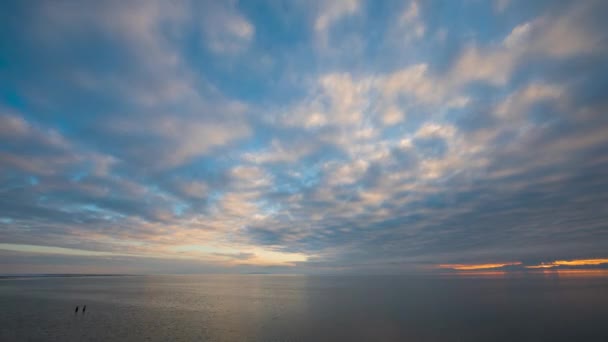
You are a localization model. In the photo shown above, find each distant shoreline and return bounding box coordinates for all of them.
[0,274,140,280]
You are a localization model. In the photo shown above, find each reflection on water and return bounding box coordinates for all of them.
[1,274,607,341]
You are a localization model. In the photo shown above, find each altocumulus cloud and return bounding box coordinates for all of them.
[0,0,607,274]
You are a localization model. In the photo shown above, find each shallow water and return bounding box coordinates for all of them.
[1,274,607,341]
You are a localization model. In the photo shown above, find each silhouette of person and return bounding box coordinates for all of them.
[82,305,86,314]
[75,306,79,314]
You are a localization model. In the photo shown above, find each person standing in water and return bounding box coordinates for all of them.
[82,305,86,314]
[75,306,79,314]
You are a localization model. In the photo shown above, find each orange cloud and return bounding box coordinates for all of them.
[525,258,608,269]
[442,271,508,277]
[438,258,608,272]
[524,264,555,269]
[438,262,521,270]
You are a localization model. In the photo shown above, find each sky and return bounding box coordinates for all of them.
[0,0,607,274]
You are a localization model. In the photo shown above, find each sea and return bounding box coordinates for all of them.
[1,273,607,341]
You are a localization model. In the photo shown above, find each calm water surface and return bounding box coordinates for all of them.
[1,274,607,341]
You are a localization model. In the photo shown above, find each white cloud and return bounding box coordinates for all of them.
[0,112,69,150]
[178,181,208,199]
[0,112,31,138]
[315,0,360,34]
[447,96,471,108]
[495,83,564,118]
[398,1,425,40]
[503,22,532,49]
[415,122,456,139]
[451,43,517,86]
[382,64,442,103]
[0,112,118,178]
[230,165,272,189]
[314,0,360,47]
[203,8,255,54]
[218,192,261,218]
[243,139,316,164]
[157,117,250,167]
[319,73,371,125]
[281,72,372,129]
[326,159,369,186]
[380,0,426,52]
[305,112,328,128]
[105,111,251,169]
[382,106,405,126]
[451,3,605,87]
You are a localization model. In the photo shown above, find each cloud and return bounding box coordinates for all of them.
[397,1,425,41]
[494,82,564,118]
[243,138,319,164]
[382,64,442,103]
[314,0,360,36]
[152,115,251,167]
[35,0,187,69]
[438,262,522,271]
[175,180,208,200]
[0,111,116,178]
[202,1,255,54]
[381,106,405,126]
[1,0,607,274]
[437,258,608,272]
[450,2,607,87]
[526,258,608,269]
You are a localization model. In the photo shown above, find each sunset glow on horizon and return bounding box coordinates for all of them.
[438,262,522,271]
[439,258,608,272]
[525,259,608,269]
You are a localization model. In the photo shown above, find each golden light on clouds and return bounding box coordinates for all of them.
[439,258,608,272]
[235,249,308,266]
[553,258,608,266]
[441,271,508,277]
[169,244,308,267]
[438,262,522,270]
[525,258,608,269]
[525,264,555,269]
